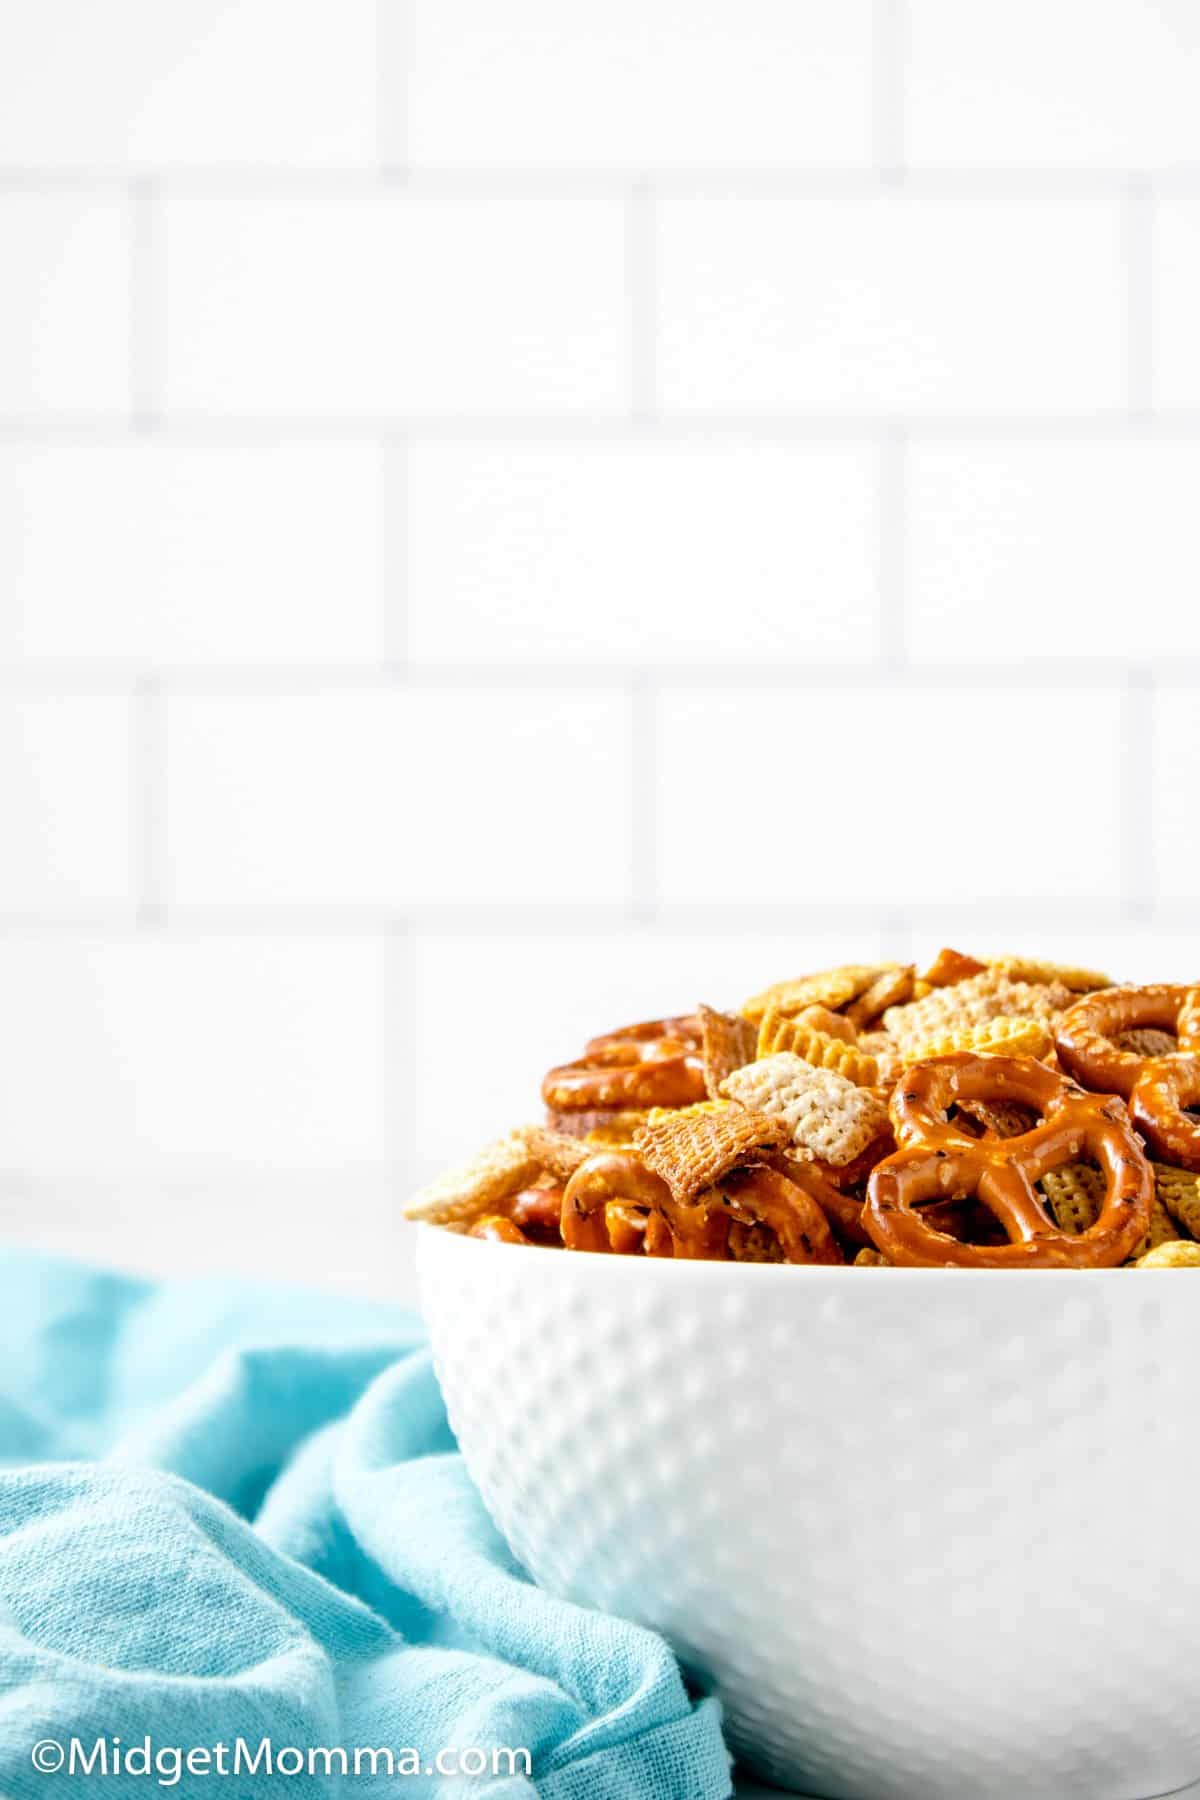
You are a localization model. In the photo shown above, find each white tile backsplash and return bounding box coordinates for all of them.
[904,0,1200,171]
[1152,685,1200,907]
[906,440,1200,665]
[163,685,635,909]
[0,192,131,414]
[654,680,1129,909]
[0,934,387,1171]
[1151,194,1200,413]
[0,696,136,911]
[0,0,378,169]
[655,188,1130,418]
[406,441,881,668]
[162,188,631,418]
[407,0,876,172]
[0,443,384,668]
[0,1,1196,1280]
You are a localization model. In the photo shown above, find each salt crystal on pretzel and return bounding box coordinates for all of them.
[900,1015,1053,1067]
[633,1103,790,1206]
[721,1052,889,1169]
[1154,1163,1200,1241]
[883,969,1072,1049]
[757,1007,881,1086]
[989,956,1113,993]
[1135,1241,1200,1267]
[698,1002,757,1100]
[741,964,886,1026]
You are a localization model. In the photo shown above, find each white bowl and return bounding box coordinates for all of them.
[418,1227,1200,1800]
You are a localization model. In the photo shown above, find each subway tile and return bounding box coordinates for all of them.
[907,440,1200,666]
[0,934,386,1171]
[0,443,383,668]
[654,680,1127,909]
[164,686,633,909]
[407,441,880,668]
[407,0,874,171]
[905,0,1200,170]
[0,696,135,911]
[656,189,1127,417]
[0,0,376,168]
[406,921,891,1184]
[163,189,629,417]
[1152,685,1200,906]
[1152,195,1200,413]
[0,192,130,414]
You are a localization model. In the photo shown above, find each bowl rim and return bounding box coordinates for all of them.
[413,1220,1192,1285]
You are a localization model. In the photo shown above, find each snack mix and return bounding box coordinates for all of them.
[406,955,1200,1270]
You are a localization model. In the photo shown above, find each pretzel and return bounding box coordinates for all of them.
[560,1150,710,1255]
[920,947,986,988]
[713,1164,844,1264]
[542,1014,706,1115]
[864,1053,1153,1268]
[1055,984,1200,1172]
[469,1215,532,1245]
[560,1148,843,1262]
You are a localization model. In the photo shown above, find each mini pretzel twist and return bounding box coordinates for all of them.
[560,1150,843,1262]
[1055,984,1200,1173]
[542,1015,706,1115]
[864,1053,1153,1268]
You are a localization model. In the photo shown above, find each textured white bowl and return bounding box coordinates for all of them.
[418,1227,1200,1800]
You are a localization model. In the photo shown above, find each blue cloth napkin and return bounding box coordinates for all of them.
[0,1249,731,1800]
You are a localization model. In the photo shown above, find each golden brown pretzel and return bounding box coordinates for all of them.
[542,1015,706,1115]
[715,1165,843,1264]
[864,1053,1153,1268]
[561,1148,843,1262]
[1055,984,1200,1171]
[559,1150,725,1255]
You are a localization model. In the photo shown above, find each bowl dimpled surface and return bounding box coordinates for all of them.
[419,1229,1200,1799]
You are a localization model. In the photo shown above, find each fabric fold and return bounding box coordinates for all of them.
[0,1250,731,1800]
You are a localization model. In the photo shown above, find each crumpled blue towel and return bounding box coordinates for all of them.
[0,1249,731,1800]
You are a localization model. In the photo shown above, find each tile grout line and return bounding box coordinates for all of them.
[8,415,1200,446]
[134,677,167,924]
[382,435,408,668]
[874,0,906,184]
[1126,176,1154,418]
[0,662,1192,694]
[1122,668,1155,922]
[628,177,657,428]
[377,0,409,180]
[0,901,1185,939]
[129,177,161,430]
[878,427,908,672]
[629,675,658,922]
